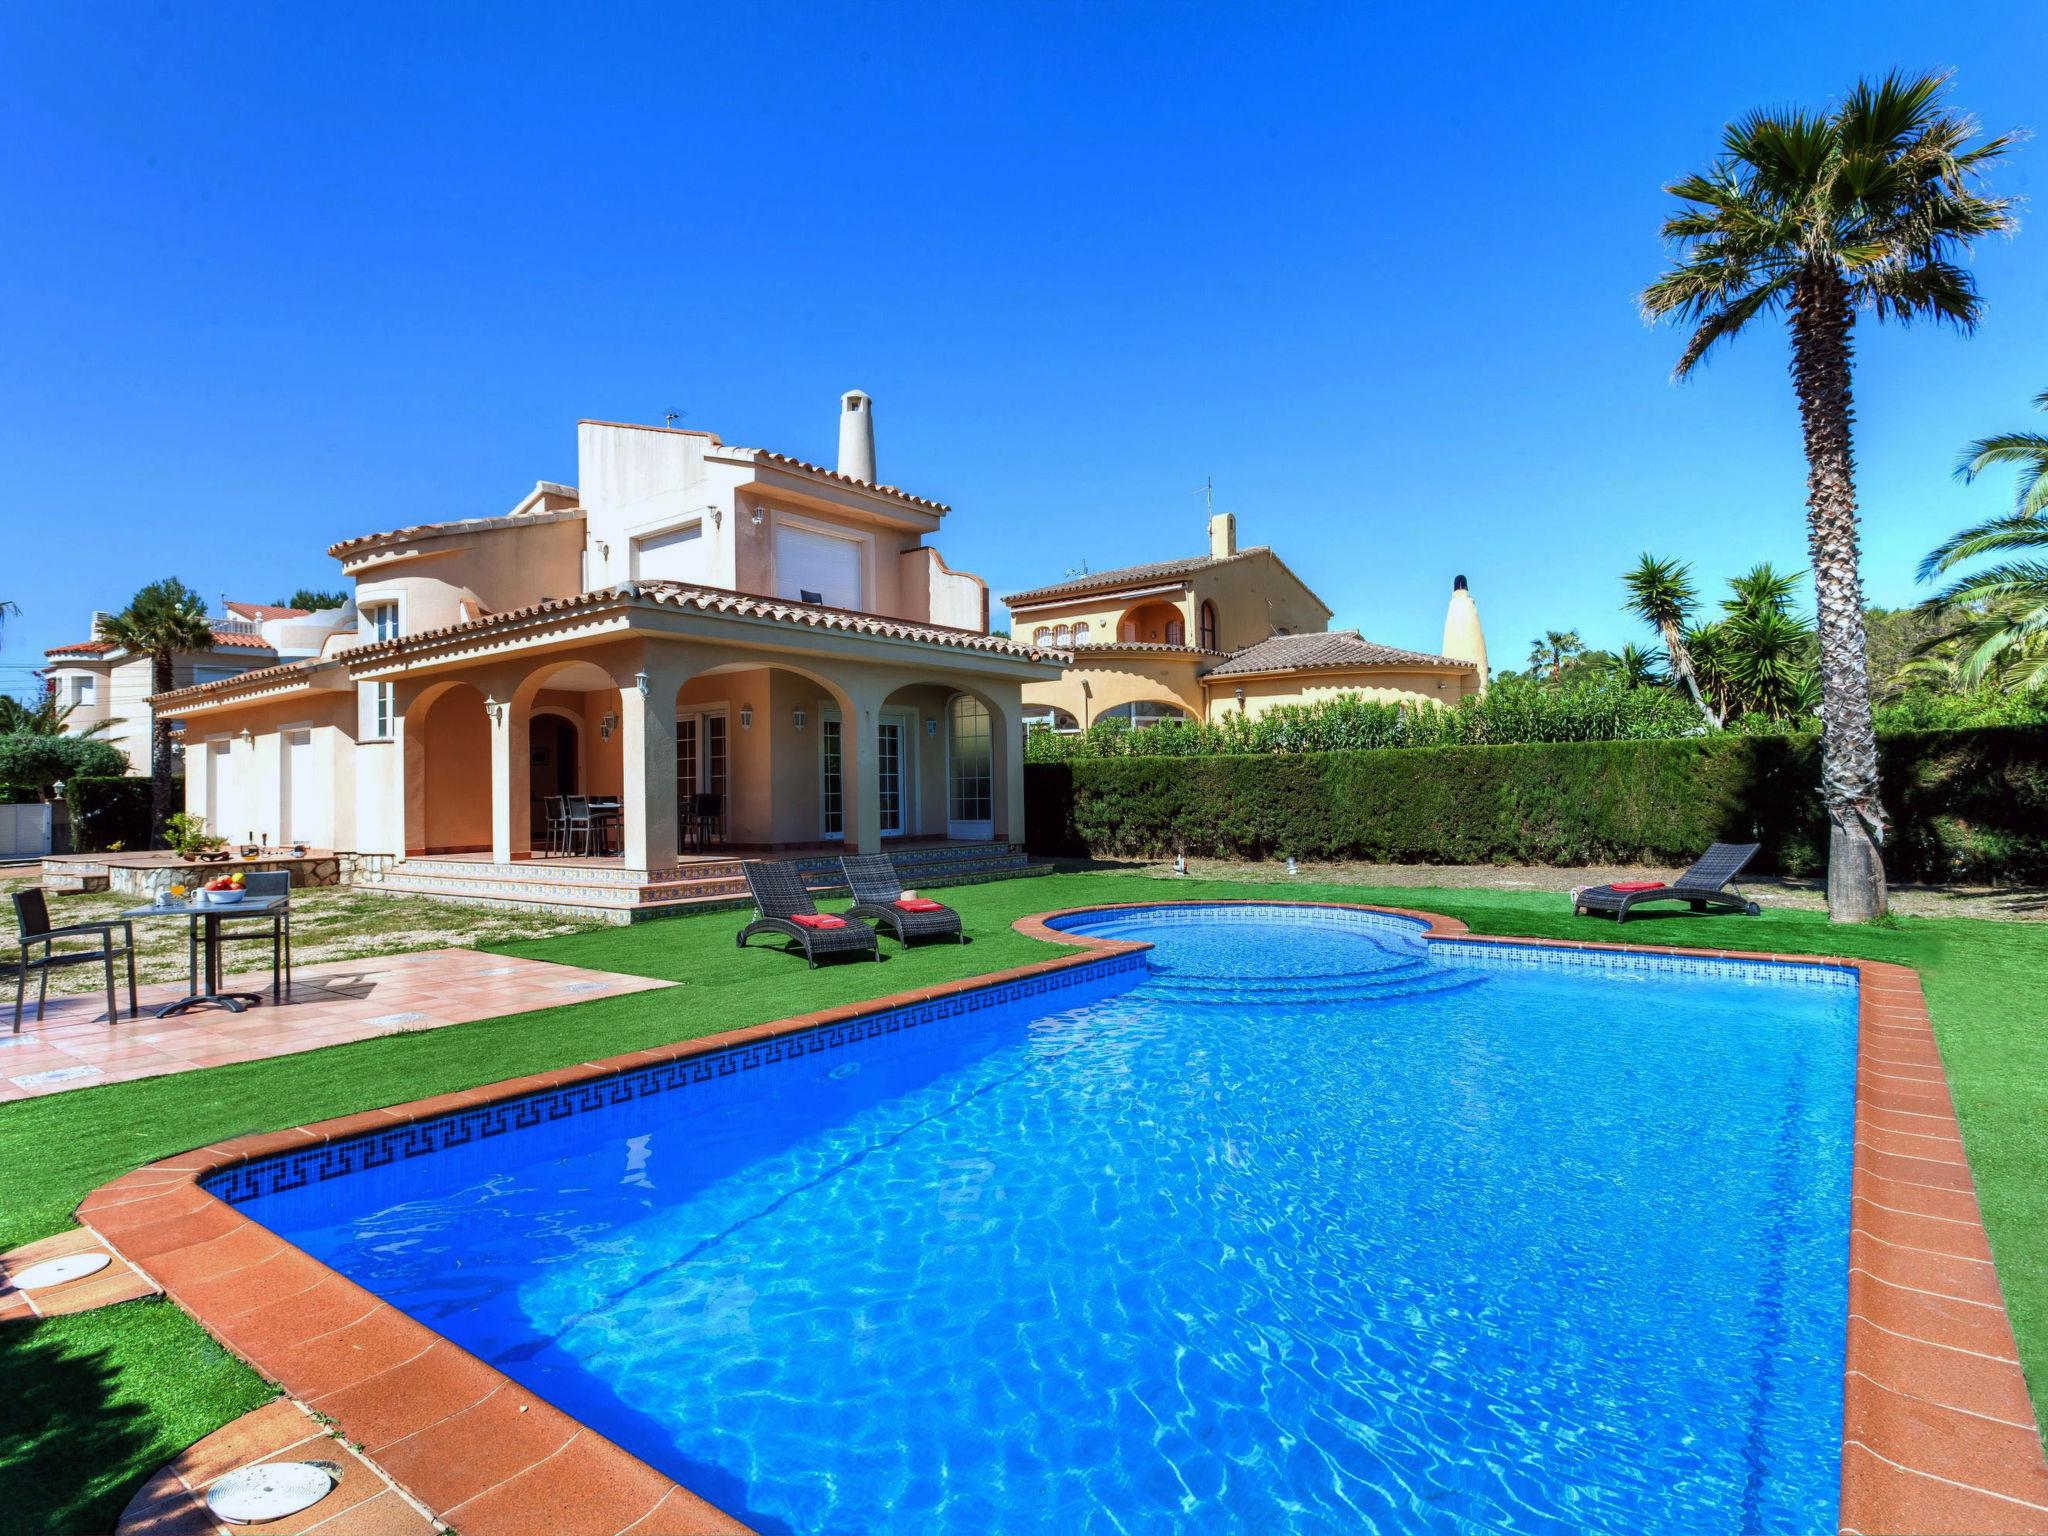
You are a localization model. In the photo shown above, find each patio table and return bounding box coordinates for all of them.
[120,895,289,1017]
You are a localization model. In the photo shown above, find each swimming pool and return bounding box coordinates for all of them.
[211,904,1858,1534]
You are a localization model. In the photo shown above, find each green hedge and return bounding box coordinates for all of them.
[66,776,164,853]
[1023,725,2048,883]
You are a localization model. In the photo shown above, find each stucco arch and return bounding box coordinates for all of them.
[401,679,491,854]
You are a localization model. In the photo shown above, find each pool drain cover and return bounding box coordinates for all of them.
[11,1252,112,1290]
[206,1460,336,1523]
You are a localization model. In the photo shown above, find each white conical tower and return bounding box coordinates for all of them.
[1442,574,1489,693]
[838,390,875,483]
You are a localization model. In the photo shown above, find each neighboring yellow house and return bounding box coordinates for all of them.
[151,393,1066,912]
[1003,513,1489,728]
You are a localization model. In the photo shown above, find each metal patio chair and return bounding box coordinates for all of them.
[12,888,136,1030]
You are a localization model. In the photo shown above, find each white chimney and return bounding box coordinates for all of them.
[838,390,875,483]
[90,610,111,637]
[1442,574,1490,694]
[1208,511,1236,559]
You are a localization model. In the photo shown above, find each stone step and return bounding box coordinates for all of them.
[1143,969,1485,1006]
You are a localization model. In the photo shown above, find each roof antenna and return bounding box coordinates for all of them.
[1064,560,1089,578]
[1193,476,1214,517]
[664,407,687,428]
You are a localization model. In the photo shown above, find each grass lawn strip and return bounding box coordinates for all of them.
[1,872,2042,1532]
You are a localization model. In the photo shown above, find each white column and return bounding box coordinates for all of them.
[489,706,531,863]
[843,690,885,854]
[620,660,682,873]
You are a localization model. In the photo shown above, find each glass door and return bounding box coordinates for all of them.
[676,711,728,845]
[819,715,844,840]
[946,695,993,840]
[877,715,905,837]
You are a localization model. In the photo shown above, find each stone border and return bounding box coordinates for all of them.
[72,901,2048,1535]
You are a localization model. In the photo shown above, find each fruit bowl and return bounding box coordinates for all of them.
[201,888,244,905]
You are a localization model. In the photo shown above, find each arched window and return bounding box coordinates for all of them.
[1053,625,1071,646]
[1034,627,1052,644]
[1071,622,1090,645]
[1095,700,1194,730]
[1199,601,1218,650]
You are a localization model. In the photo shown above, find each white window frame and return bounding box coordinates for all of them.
[629,514,710,585]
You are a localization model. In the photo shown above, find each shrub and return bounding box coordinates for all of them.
[0,735,127,797]
[1025,678,1705,764]
[1025,725,2048,884]
[66,775,163,852]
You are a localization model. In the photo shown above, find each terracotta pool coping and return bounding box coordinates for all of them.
[74,903,2048,1535]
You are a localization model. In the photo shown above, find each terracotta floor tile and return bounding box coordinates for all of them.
[1845,1386,2048,1510]
[171,1398,315,1486]
[1852,1269,2020,1361]
[442,1431,684,1536]
[302,1488,438,1535]
[266,1306,435,1401]
[374,1386,579,1510]
[309,1339,504,1454]
[1853,1236,2006,1309]
[1848,1318,2042,1424]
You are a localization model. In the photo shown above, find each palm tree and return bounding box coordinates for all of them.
[1918,517,2048,692]
[1622,555,1719,728]
[1957,387,2048,517]
[1526,630,1586,681]
[1612,642,1668,689]
[99,579,216,846]
[1642,71,2016,922]
[1717,564,1818,722]
[0,688,111,737]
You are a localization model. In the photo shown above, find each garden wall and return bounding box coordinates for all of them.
[1022,726,2048,883]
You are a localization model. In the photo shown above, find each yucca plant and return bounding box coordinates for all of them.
[1642,71,2016,921]
[1623,555,1719,728]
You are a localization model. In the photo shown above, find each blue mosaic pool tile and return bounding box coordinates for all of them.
[203,951,1146,1208]
[1427,938,1854,989]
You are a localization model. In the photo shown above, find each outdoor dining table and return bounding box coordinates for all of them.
[588,797,622,855]
[119,894,290,1017]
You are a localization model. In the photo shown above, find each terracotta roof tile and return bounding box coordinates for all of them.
[728,447,951,513]
[45,639,116,657]
[328,506,586,560]
[223,602,310,621]
[1003,549,1270,607]
[208,631,279,649]
[1203,630,1474,678]
[189,583,1072,691]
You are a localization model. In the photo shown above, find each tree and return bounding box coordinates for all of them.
[1606,642,1669,690]
[273,588,349,612]
[0,688,111,738]
[98,579,215,846]
[1527,630,1585,681]
[1622,555,1719,729]
[1642,71,2015,922]
[1714,564,1818,722]
[1918,516,2048,693]
[1957,387,2048,518]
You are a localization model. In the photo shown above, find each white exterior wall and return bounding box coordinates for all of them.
[578,424,741,593]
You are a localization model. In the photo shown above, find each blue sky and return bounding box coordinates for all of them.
[3,1,2043,698]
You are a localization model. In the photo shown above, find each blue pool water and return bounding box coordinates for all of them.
[223,906,1857,1534]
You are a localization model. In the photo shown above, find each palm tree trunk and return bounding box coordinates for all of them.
[1789,271,1887,921]
[150,648,176,849]
[1661,624,1722,730]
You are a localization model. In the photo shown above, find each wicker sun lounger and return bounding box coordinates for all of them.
[737,860,881,967]
[841,855,965,947]
[1574,841,1763,923]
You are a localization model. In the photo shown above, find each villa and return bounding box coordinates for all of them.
[1003,513,1491,730]
[149,393,1068,910]
[41,601,355,774]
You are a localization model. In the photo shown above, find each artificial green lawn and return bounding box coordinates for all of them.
[3,871,2045,1533]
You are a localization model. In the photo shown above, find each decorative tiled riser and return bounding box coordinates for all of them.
[205,949,1149,1207]
[1428,938,1854,989]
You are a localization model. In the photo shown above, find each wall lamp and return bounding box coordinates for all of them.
[793,708,807,733]
[483,694,506,725]
[739,704,754,731]
[239,727,254,745]
[751,503,766,527]
[1234,685,1246,710]
[634,670,650,696]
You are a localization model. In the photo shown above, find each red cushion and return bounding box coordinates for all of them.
[1609,880,1667,893]
[894,898,945,912]
[789,913,848,929]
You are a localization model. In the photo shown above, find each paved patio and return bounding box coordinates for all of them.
[0,949,671,1100]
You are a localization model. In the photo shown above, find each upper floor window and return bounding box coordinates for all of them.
[776,522,864,611]
[69,676,96,706]
[1053,625,1071,646]
[633,521,707,586]
[373,681,394,739]
[1166,618,1184,645]
[1072,622,1090,645]
[1034,627,1053,644]
[192,665,239,686]
[1199,601,1218,650]
[366,602,401,643]
[1119,619,1137,642]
